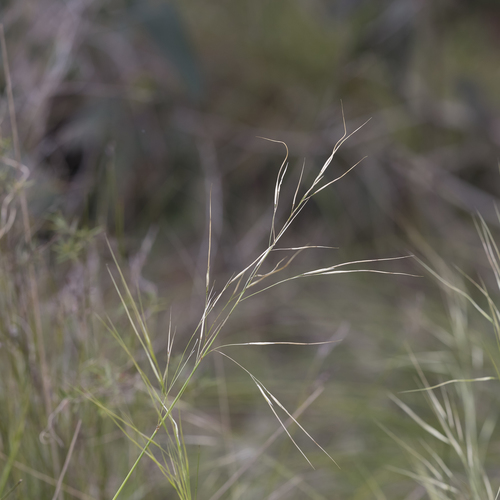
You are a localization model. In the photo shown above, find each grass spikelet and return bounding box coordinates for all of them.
[98,123,409,498]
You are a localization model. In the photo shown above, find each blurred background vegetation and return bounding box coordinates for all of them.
[2,0,500,498]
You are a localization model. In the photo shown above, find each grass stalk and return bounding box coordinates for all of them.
[102,116,412,498]
[0,23,61,488]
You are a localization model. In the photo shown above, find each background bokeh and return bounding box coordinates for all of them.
[2,0,500,498]
[5,0,500,255]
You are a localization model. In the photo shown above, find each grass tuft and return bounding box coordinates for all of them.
[99,115,411,498]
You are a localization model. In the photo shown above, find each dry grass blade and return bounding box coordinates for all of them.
[214,340,342,349]
[292,159,305,210]
[311,156,367,196]
[51,420,82,500]
[208,386,324,500]
[271,245,338,251]
[399,377,496,394]
[0,480,22,500]
[243,256,417,301]
[387,466,460,495]
[106,240,162,387]
[255,137,289,245]
[416,257,492,322]
[388,394,450,444]
[0,453,95,500]
[1,22,62,485]
[378,423,444,481]
[302,255,415,276]
[216,351,339,469]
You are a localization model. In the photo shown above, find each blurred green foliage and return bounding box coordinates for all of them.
[50,213,102,262]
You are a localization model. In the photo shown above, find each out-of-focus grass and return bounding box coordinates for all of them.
[3,122,500,498]
[3,2,500,496]
[382,219,500,499]
[3,0,500,257]
[0,101,416,498]
[3,135,500,499]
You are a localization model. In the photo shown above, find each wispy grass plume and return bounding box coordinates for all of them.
[102,119,411,498]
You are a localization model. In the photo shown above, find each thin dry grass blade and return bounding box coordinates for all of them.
[399,377,496,394]
[214,340,342,349]
[208,386,324,500]
[416,257,492,322]
[0,452,95,500]
[51,420,82,500]
[216,351,339,468]
[387,466,459,494]
[388,394,449,444]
